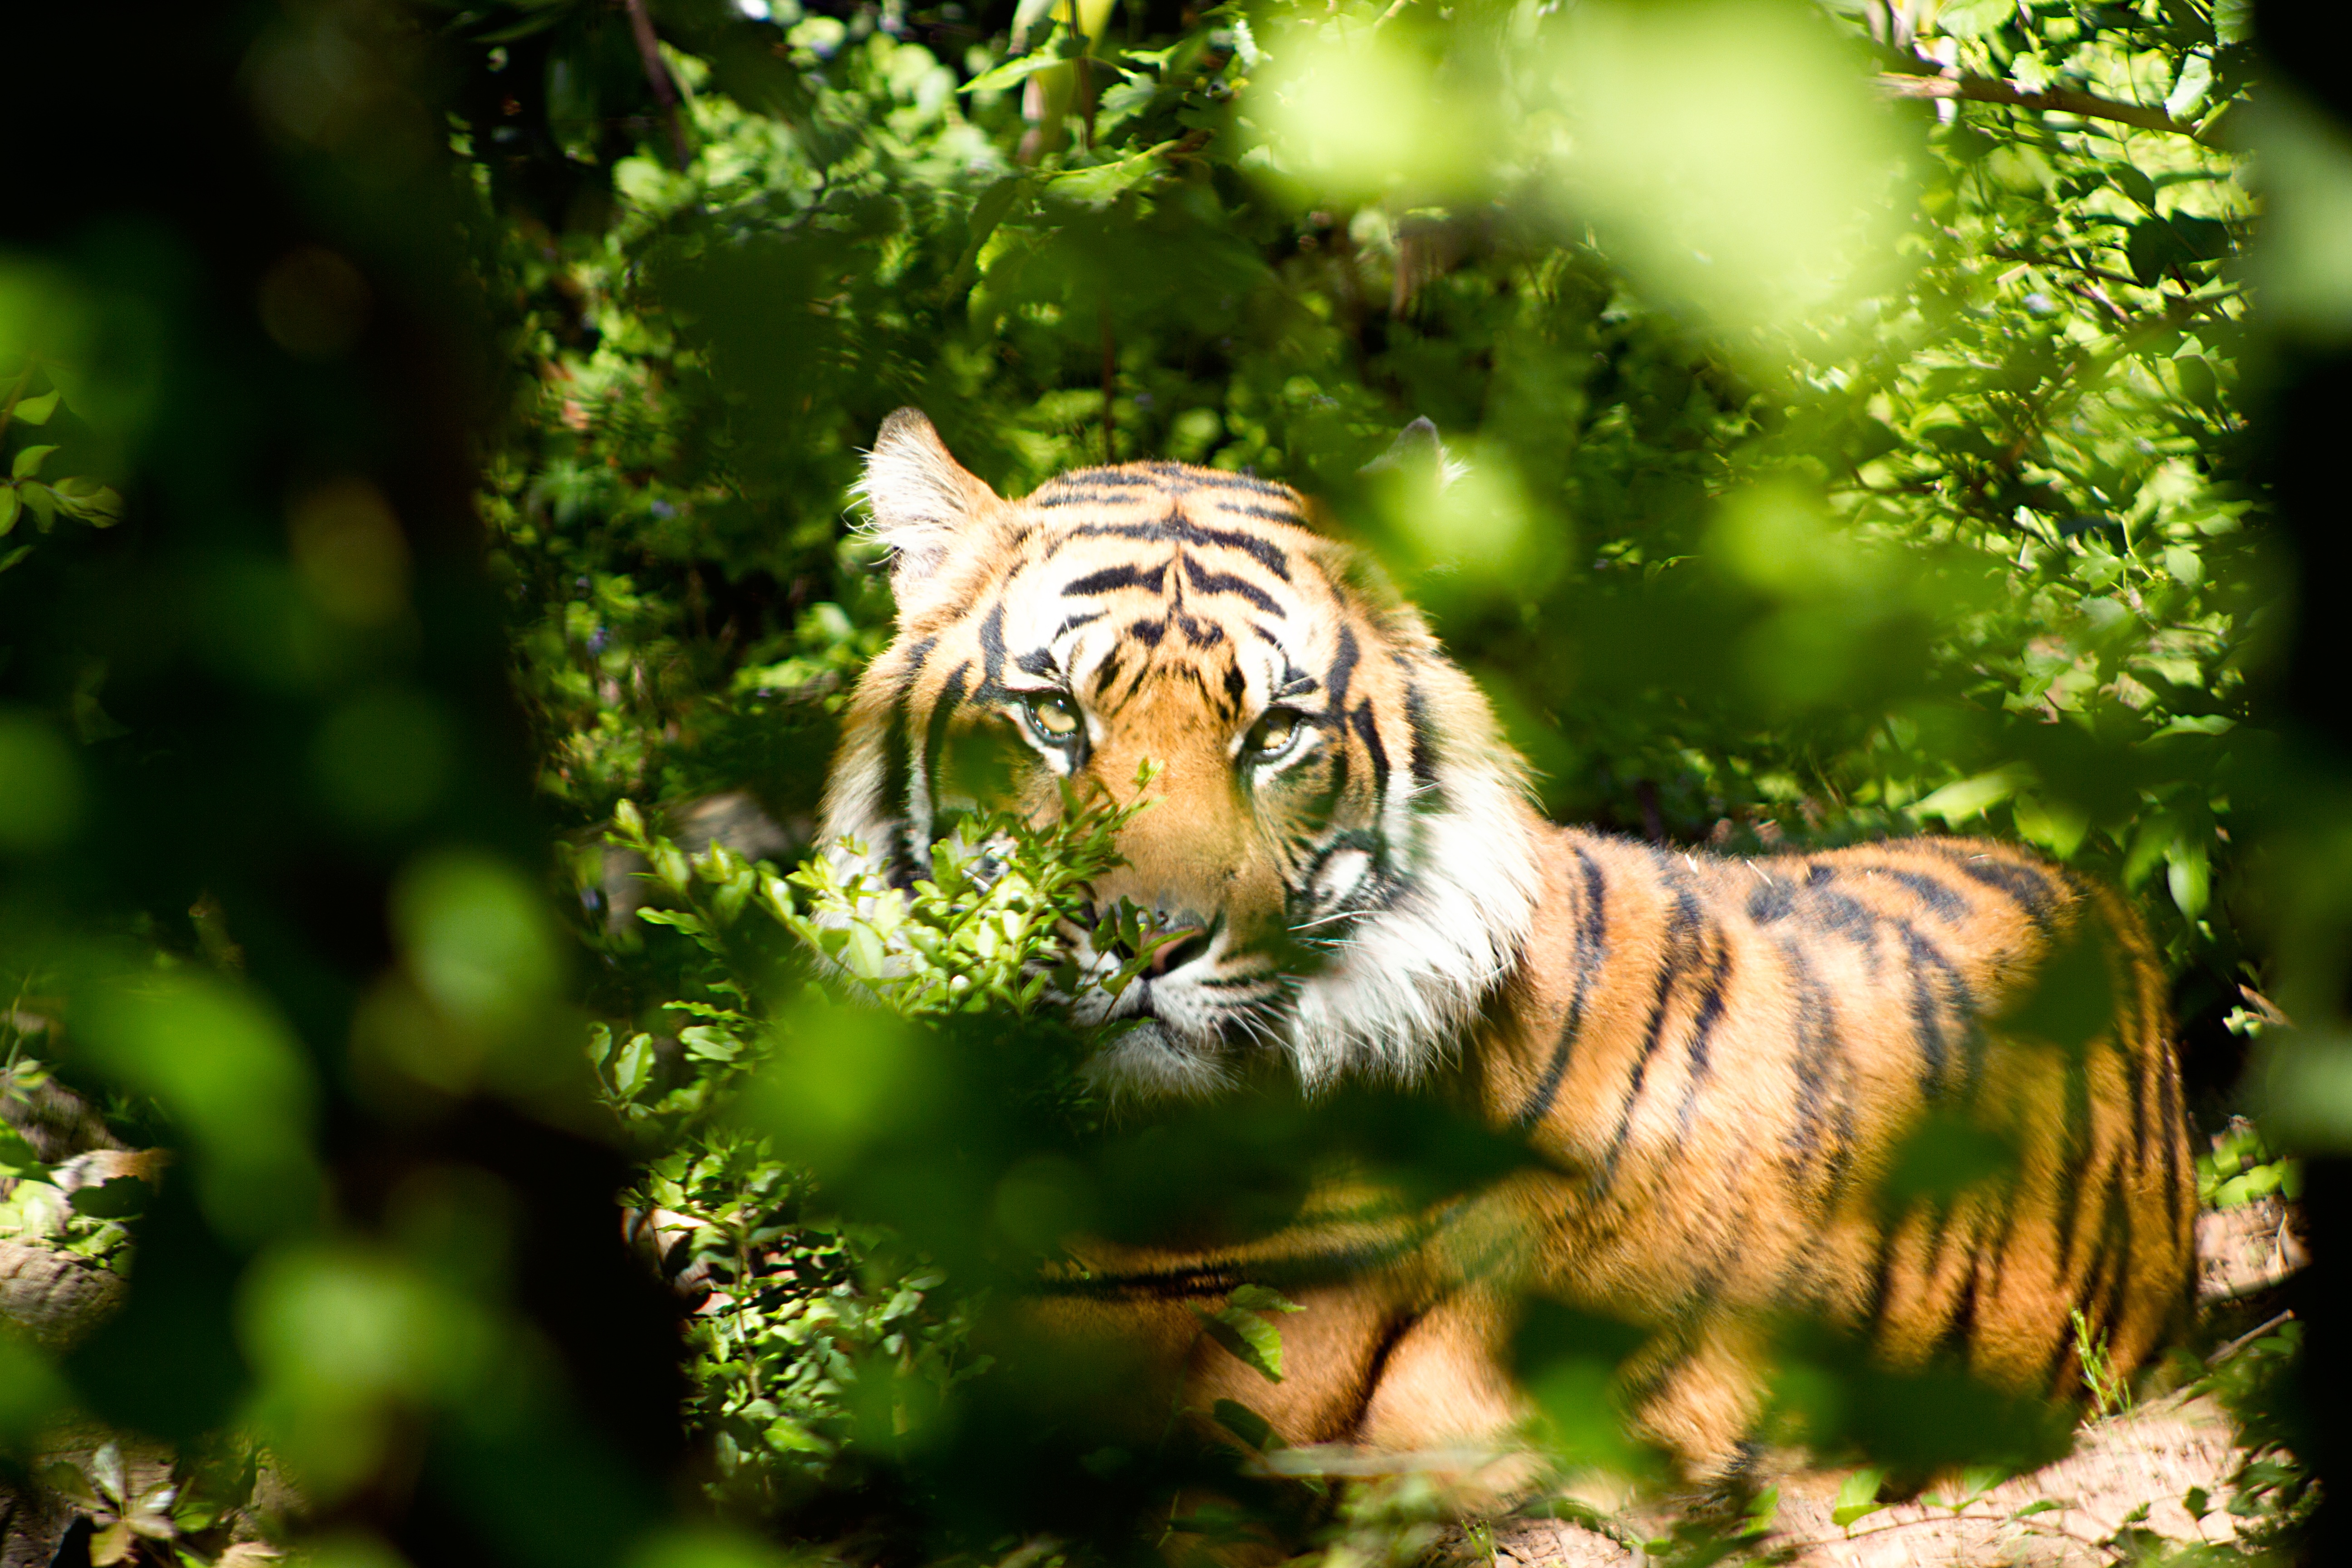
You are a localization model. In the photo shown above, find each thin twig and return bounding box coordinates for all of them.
[2064,279,2133,327]
[1878,72,2210,142]
[2208,1310,2295,1367]
[623,0,693,168]
[1820,1505,2127,1561]
[1989,244,2145,293]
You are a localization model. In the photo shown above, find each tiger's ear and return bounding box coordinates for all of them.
[856,408,1002,588]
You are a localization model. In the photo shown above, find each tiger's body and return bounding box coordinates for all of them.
[821,409,2196,1478]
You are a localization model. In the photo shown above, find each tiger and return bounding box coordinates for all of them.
[818,407,2197,1490]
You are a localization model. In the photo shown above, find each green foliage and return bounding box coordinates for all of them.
[448,0,2301,1555]
[0,0,2338,1562]
[0,361,122,566]
[580,771,1176,1512]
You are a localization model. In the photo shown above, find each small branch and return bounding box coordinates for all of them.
[1822,1505,2127,1562]
[623,0,694,169]
[1879,72,2209,142]
[2063,278,2132,327]
[2208,1310,2295,1367]
[1989,245,2144,293]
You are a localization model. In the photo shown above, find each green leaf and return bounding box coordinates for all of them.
[2171,213,2231,261]
[1913,764,2030,824]
[69,1174,151,1219]
[843,922,888,980]
[1193,1298,1290,1382]
[1832,1466,1886,1528]
[679,1024,743,1062]
[2112,164,2158,210]
[945,176,1030,299]
[960,33,1076,96]
[0,1121,51,1182]
[2012,1499,2061,1518]
[1741,1482,1779,1537]
[1227,1283,1303,1315]
[1937,0,2013,37]
[1211,1397,1277,1450]
[2166,836,2210,919]
[10,444,57,479]
[10,389,60,426]
[0,487,18,538]
[1042,139,1185,211]
[612,1033,656,1099]
[0,545,30,575]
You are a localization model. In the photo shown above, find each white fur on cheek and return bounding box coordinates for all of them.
[1281,769,1540,1089]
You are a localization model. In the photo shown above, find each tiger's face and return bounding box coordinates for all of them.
[821,410,1540,1096]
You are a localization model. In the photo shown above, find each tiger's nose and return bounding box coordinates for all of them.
[1146,926,1210,977]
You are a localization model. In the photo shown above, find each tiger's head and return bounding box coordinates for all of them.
[820,409,1541,1097]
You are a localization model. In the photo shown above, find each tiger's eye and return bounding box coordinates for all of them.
[1026,693,1081,739]
[1245,709,1298,756]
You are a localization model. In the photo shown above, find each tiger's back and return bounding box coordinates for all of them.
[828,410,2196,1481]
[1472,828,2192,1463]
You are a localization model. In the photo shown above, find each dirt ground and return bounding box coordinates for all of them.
[1485,1192,2302,1567]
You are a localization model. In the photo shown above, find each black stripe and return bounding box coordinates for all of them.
[1779,937,1839,1171]
[1031,488,1158,509]
[1348,1313,1421,1441]
[1514,849,1609,1128]
[1936,1269,1982,1367]
[977,600,1008,694]
[922,662,970,827]
[1747,875,1796,924]
[1171,468,1297,500]
[2051,1039,2095,1270]
[1878,868,1970,923]
[1402,680,1445,811]
[1182,558,1282,613]
[1351,701,1390,804]
[1128,617,1166,649]
[879,635,938,882]
[2158,1009,2190,1253]
[1932,847,2061,934]
[1054,510,1296,581]
[1051,610,1106,641]
[1898,923,1957,1101]
[1066,562,1168,596]
[1212,500,1308,524]
[1669,936,1732,1138]
[1327,627,1359,715]
[1177,611,1225,649]
[1862,1225,1901,1333]
[1037,469,1166,492]
[1592,891,1702,1196]
[1015,647,1056,676]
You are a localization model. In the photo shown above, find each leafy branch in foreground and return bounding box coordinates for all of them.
[0,361,120,575]
[575,765,1173,1516]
